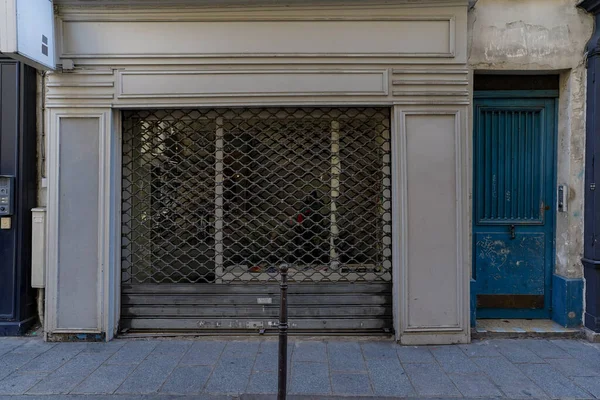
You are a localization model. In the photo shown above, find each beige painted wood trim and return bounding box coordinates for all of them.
[45,109,112,336]
[59,17,456,59]
[55,0,470,7]
[45,66,472,109]
[395,106,469,344]
[117,70,389,98]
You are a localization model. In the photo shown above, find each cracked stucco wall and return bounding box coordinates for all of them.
[468,0,593,279]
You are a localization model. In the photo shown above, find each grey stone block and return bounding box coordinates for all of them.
[519,363,590,399]
[549,339,600,370]
[293,341,327,363]
[27,352,111,395]
[0,396,231,400]
[327,342,365,372]
[549,339,594,354]
[497,383,548,399]
[253,341,293,372]
[0,351,44,380]
[0,345,14,359]
[160,365,212,394]
[430,346,481,374]
[290,362,330,395]
[448,373,503,398]
[397,346,436,364]
[459,341,502,358]
[150,341,191,357]
[180,341,226,366]
[116,349,183,394]
[71,364,135,394]
[0,372,45,395]
[0,339,28,357]
[106,341,158,365]
[403,362,461,397]
[520,339,573,359]
[546,357,600,377]
[221,341,260,360]
[81,341,126,355]
[365,356,414,397]
[494,340,545,364]
[9,339,55,355]
[157,395,234,400]
[18,343,86,374]
[472,357,520,383]
[573,376,600,398]
[473,356,547,399]
[331,373,372,396]
[360,341,397,360]
[0,339,58,380]
[0,338,29,346]
[246,372,278,394]
[205,356,255,394]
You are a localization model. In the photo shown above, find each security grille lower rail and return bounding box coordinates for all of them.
[121,108,392,286]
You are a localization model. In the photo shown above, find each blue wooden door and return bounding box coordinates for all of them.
[473,94,556,318]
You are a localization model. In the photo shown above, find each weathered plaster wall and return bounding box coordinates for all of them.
[556,68,587,278]
[469,0,592,70]
[469,0,593,278]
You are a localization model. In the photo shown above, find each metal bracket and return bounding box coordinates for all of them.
[558,185,567,212]
[0,175,15,216]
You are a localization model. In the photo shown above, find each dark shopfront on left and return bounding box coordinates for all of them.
[0,57,38,335]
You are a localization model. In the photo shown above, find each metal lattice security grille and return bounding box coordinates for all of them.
[121,108,392,286]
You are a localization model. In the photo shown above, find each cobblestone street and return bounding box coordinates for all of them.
[0,337,599,399]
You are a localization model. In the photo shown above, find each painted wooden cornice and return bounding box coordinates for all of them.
[54,0,470,8]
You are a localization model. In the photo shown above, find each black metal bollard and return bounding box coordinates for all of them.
[277,264,289,400]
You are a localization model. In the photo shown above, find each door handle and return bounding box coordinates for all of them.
[509,224,516,240]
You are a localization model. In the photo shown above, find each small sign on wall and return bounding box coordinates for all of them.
[0,0,55,70]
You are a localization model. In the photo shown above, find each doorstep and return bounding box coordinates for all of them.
[473,319,583,339]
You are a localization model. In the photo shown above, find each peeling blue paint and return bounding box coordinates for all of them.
[472,95,556,319]
[552,275,584,328]
[475,233,546,295]
[47,332,105,342]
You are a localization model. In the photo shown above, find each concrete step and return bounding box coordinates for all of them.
[473,319,583,339]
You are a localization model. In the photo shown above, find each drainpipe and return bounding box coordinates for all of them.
[578,0,600,334]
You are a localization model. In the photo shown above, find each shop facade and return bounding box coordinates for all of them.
[40,0,594,344]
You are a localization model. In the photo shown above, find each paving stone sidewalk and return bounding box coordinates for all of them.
[0,336,599,399]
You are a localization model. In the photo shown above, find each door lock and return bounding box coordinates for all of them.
[509,224,516,240]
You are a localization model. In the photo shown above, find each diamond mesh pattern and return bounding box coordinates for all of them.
[121,108,392,284]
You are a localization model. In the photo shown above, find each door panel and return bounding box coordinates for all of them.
[473,96,556,319]
[475,233,546,294]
